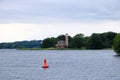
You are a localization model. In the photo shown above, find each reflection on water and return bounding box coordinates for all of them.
[0,49,120,80]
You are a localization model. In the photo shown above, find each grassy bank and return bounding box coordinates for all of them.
[17,48,42,50]
[16,47,113,50]
[16,47,56,50]
[16,47,86,50]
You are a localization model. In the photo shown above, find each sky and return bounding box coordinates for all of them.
[0,0,120,42]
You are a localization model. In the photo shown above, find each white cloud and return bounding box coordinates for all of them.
[0,21,120,42]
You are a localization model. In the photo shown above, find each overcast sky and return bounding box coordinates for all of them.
[0,0,120,42]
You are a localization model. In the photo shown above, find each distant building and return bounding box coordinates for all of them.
[55,33,69,49]
[55,40,66,49]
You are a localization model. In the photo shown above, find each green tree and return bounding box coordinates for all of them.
[113,33,120,55]
[89,33,104,49]
[50,37,57,47]
[57,34,65,41]
[67,36,73,48]
[41,38,51,48]
[41,37,57,48]
[72,33,84,48]
[84,36,91,49]
[101,32,117,48]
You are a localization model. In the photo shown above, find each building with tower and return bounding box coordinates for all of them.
[55,33,69,49]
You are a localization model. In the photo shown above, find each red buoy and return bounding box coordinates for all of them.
[42,58,49,68]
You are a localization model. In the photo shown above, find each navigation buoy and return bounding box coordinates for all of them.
[42,58,49,68]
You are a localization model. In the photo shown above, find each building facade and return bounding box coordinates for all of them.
[55,33,69,49]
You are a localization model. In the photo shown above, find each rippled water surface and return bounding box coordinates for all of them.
[0,49,120,80]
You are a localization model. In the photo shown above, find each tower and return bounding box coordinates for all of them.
[65,33,68,47]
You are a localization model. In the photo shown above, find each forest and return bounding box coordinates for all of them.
[41,31,117,49]
[0,31,117,49]
[0,40,42,49]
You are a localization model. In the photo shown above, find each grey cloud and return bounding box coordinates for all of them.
[0,0,120,23]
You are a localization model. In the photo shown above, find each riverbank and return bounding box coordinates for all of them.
[16,47,85,50]
[16,47,113,50]
[16,47,57,50]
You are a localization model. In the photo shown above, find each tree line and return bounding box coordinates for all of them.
[0,31,117,49]
[0,40,42,49]
[42,31,117,49]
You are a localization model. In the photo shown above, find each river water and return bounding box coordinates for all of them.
[0,49,120,80]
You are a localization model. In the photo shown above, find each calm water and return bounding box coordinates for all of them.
[0,49,120,80]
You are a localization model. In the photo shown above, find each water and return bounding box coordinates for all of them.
[0,49,120,80]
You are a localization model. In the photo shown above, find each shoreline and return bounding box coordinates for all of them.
[16,47,113,50]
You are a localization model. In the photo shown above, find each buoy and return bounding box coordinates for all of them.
[42,58,49,68]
